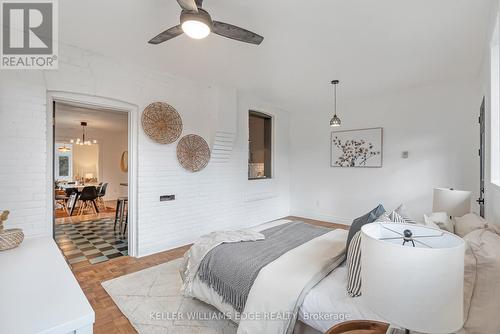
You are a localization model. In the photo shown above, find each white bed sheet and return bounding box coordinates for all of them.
[299,264,384,333]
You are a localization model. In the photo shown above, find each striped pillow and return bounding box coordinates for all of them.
[347,205,415,297]
[389,210,406,223]
[375,212,392,222]
[346,231,362,297]
[394,203,417,224]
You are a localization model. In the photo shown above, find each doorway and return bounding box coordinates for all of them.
[47,93,138,266]
[478,97,486,218]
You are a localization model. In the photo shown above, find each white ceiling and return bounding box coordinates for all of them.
[60,0,494,112]
[55,103,128,133]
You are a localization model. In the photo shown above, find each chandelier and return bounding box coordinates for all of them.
[70,122,98,146]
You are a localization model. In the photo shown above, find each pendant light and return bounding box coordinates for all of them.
[58,144,71,153]
[70,122,98,146]
[330,80,341,127]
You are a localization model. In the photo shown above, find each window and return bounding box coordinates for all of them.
[55,143,73,181]
[248,111,272,180]
[491,16,500,186]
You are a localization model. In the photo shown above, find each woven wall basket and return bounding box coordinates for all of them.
[120,151,128,172]
[0,229,24,251]
[176,134,211,172]
[142,102,183,144]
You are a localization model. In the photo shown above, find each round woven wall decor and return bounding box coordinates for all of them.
[176,134,211,172]
[141,102,183,144]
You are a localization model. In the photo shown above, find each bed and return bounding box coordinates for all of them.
[180,219,358,334]
[298,263,384,332]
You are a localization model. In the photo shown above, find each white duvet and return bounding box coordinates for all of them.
[181,219,348,334]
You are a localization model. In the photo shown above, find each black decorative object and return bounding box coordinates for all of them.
[402,229,415,247]
[330,80,341,127]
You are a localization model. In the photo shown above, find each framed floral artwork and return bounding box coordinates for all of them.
[331,127,383,168]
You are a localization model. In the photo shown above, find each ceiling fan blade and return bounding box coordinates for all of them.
[176,0,198,12]
[213,21,264,45]
[148,25,183,44]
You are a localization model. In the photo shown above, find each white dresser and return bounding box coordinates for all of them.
[0,237,95,334]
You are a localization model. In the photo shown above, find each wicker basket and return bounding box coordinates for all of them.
[0,229,24,251]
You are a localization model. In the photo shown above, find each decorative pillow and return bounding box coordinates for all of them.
[393,203,417,224]
[421,216,440,230]
[346,204,385,251]
[424,212,454,233]
[346,231,362,297]
[463,227,500,333]
[454,213,487,238]
[375,212,392,223]
[389,210,406,223]
[349,210,409,298]
[489,223,500,234]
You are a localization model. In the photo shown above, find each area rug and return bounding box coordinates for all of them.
[102,259,238,334]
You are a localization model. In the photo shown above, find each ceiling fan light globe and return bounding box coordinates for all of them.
[182,20,210,39]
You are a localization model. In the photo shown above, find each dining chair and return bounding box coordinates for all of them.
[114,197,128,237]
[96,183,108,210]
[55,189,69,213]
[77,186,99,216]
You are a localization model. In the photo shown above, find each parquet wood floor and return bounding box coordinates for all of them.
[71,216,348,334]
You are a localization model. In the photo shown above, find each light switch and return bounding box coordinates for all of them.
[160,195,175,201]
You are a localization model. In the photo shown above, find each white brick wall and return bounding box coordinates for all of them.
[0,45,291,256]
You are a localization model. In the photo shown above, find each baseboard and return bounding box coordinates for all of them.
[290,210,352,226]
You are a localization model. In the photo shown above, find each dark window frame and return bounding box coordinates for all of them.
[248,110,273,180]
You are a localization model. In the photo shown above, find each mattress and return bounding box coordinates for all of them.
[298,263,384,333]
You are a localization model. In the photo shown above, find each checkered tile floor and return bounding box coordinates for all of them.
[55,218,128,267]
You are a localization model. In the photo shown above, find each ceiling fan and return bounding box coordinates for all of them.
[148,0,264,45]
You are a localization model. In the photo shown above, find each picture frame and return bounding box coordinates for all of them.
[330,127,383,168]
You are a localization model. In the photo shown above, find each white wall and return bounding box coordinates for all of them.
[289,81,480,224]
[98,130,128,200]
[72,144,99,180]
[479,0,500,225]
[0,44,290,256]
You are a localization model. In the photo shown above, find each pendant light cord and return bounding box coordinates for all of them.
[334,83,337,116]
[332,80,339,116]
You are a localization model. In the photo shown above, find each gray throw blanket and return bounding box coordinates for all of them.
[197,222,332,313]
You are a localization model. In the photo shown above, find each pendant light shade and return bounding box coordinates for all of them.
[330,114,341,127]
[330,80,341,127]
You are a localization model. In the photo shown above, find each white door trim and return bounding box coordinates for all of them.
[46,91,139,257]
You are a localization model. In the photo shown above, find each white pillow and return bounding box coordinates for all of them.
[421,215,441,230]
[463,227,500,333]
[424,212,454,233]
[454,213,487,238]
